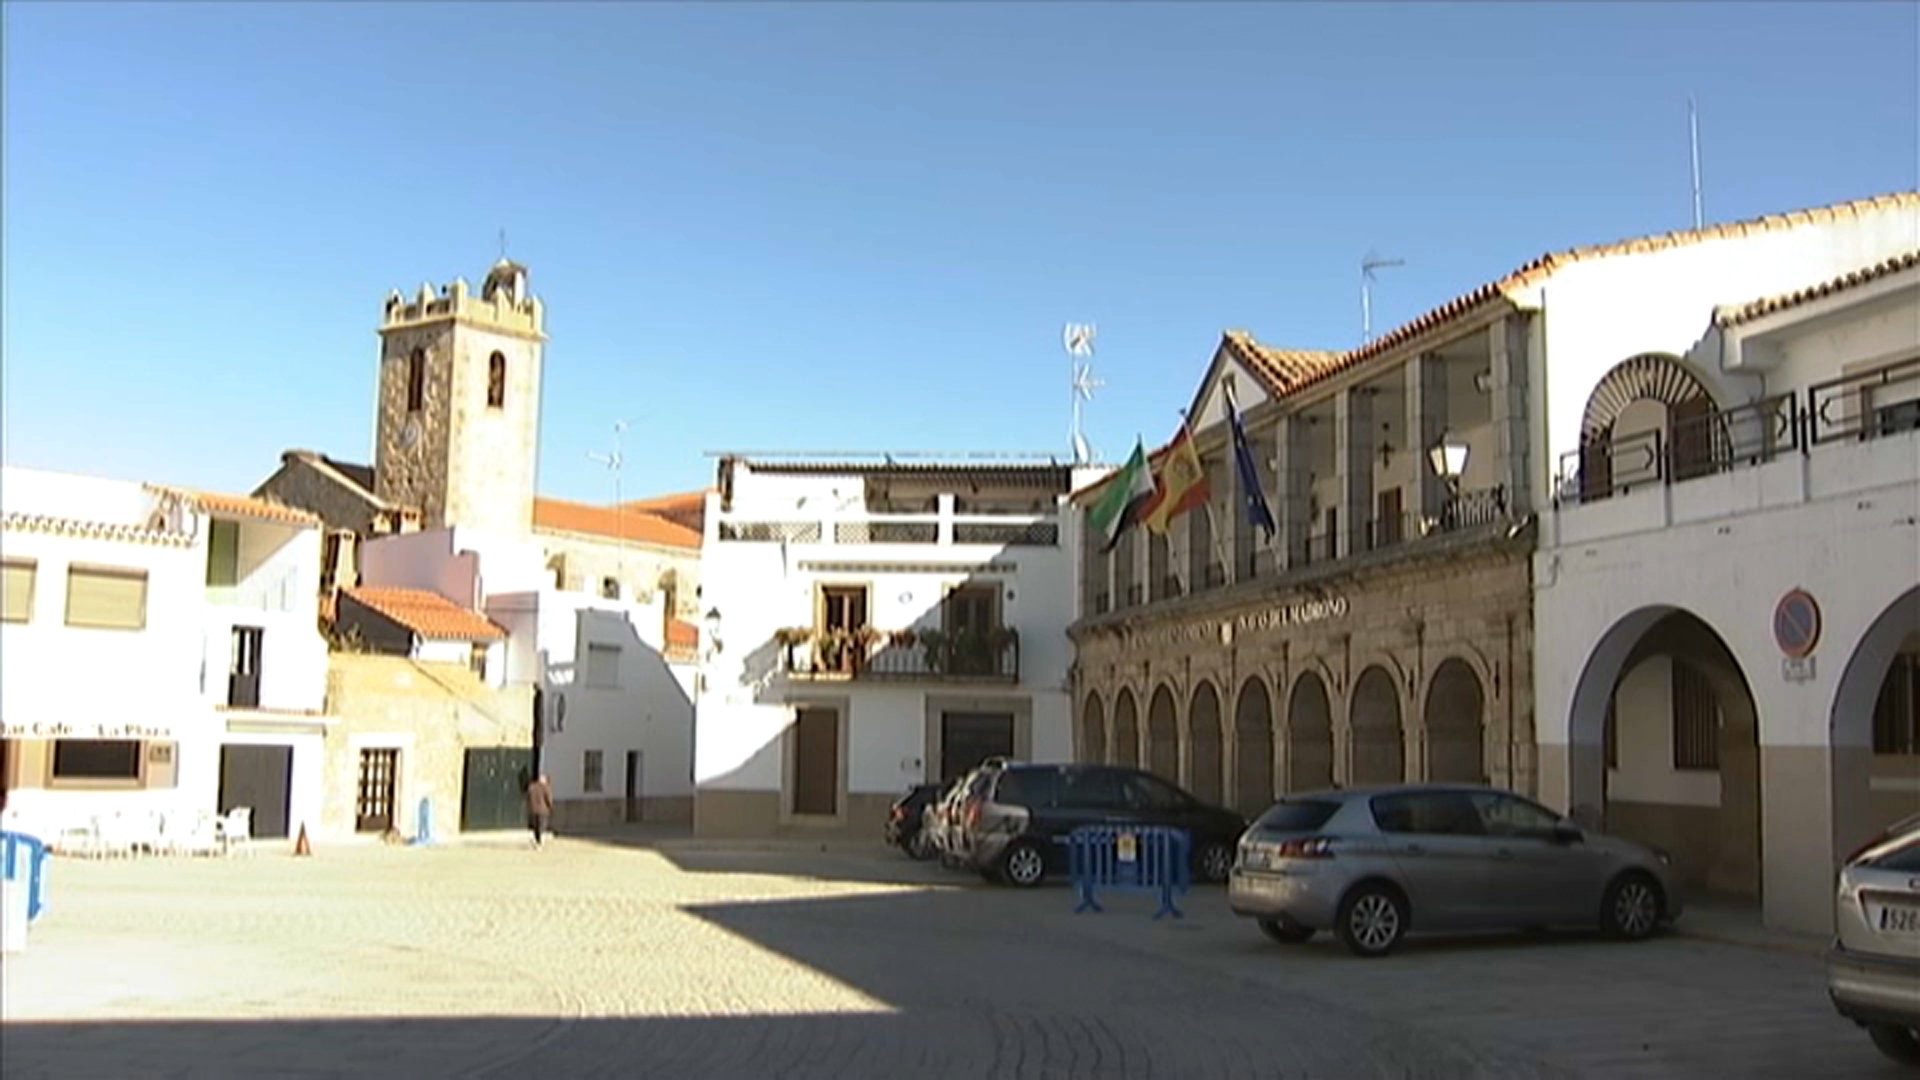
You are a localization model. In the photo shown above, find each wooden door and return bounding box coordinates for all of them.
[792,708,839,816]
[625,751,643,823]
[219,743,292,839]
[1374,487,1404,547]
[228,626,263,709]
[356,748,398,833]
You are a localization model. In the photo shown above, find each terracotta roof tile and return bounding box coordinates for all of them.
[149,485,322,527]
[0,512,195,547]
[1220,330,1345,395]
[531,497,702,549]
[342,587,506,641]
[1715,250,1920,327]
[618,489,712,513]
[664,617,698,660]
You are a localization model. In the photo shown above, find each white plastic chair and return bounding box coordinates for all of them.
[217,808,253,858]
[54,820,102,859]
[160,810,218,856]
[91,814,139,858]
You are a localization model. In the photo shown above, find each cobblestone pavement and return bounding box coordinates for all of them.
[0,831,1903,1079]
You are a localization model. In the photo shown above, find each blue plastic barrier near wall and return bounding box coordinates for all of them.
[1067,825,1191,920]
[1,831,50,922]
[411,798,435,846]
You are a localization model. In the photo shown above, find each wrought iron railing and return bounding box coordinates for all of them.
[780,628,1019,683]
[1808,356,1920,446]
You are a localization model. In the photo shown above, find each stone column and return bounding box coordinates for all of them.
[1406,354,1449,527]
[1489,316,1531,515]
[1273,415,1311,568]
[1335,388,1374,558]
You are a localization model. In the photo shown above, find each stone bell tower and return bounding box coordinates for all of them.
[372,259,546,536]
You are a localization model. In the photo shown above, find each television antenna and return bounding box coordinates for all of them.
[1688,95,1705,230]
[1361,253,1405,345]
[1064,323,1102,465]
[586,418,633,598]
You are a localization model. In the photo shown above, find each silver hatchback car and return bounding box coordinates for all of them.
[1229,784,1683,957]
[1827,812,1920,1066]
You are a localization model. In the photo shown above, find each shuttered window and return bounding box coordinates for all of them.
[206,519,240,587]
[1670,660,1719,771]
[65,566,149,630]
[585,643,620,688]
[1,560,35,622]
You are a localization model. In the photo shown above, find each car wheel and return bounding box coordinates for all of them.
[1867,1023,1920,1066]
[1599,872,1663,941]
[1195,840,1234,884]
[1336,882,1408,958]
[906,831,934,861]
[999,841,1048,888]
[1258,917,1315,945]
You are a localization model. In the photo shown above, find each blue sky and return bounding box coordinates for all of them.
[5,2,1916,504]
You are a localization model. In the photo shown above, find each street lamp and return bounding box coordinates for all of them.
[1428,433,1470,485]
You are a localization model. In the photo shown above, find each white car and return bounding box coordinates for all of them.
[1828,811,1920,1066]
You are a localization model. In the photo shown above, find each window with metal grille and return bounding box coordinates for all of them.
[1670,660,1719,771]
[1873,650,1919,755]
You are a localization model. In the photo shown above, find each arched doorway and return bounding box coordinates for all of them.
[1286,670,1335,791]
[1188,682,1224,805]
[1424,659,1486,783]
[1349,666,1404,785]
[1112,689,1140,768]
[1080,692,1106,766]
[1147,684,1179,780]
[1569,607,1763,904]
[1233,677,1275,816]
[1831,586,1920,860]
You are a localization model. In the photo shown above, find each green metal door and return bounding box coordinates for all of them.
[461,748,536,832]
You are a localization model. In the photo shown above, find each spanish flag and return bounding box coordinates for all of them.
[1141,426,1210,534]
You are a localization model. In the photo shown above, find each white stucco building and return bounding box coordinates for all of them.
[1,466,330,842]
[357,524,697,825]
[693,455,1101,838]
[1529,203,1919,935]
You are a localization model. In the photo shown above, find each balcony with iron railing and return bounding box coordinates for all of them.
[1088,482,1513,619]
[776,625,1020,683]
[717,509,1060,548]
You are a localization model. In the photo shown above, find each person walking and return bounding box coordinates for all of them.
[526,772,554,848]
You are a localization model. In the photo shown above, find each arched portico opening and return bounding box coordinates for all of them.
[1349,666,1404,785]
[1286,670,1334,791]
[1832,586,1920,860]
[1147,684,1179,781]
[1188,682,1224,805]
[1569,607,1763,903]
[1425,659,1487,783]
[1233,677,1275,816]
[1080,692,1106,766]
[1113,689,1140,768]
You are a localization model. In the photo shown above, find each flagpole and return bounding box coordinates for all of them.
[1174,407,1234,582]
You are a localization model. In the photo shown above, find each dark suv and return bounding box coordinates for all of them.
[958,761,1247,888]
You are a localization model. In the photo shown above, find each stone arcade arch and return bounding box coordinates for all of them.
[1568,606,1763,903]
[1348,666,1404,785]
[1233,677,1275,816]
[1113,688,1140,768]
[1831,585,1920,859]
[1286,670,1335,792]
[1188,682,1224,805]
[1081,691,1106,765]
[1424,658,1487,783]
[1147,684,1179,781]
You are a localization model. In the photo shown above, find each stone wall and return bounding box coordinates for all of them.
[255,457,384,537]
[319,653,534,841]
[1073,537,1536,811]
[536,531,703,619]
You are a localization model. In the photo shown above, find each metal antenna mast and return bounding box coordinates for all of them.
[1689,96,1705,229]
[1361,253,1405,345]
[586,418,632,597]
[1065,323,1101,465]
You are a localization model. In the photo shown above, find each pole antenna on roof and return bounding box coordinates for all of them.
[586,418,633,596]
[498,228,509,262]
[1689,96,1705,230]
[1361,253,1405,345]
[1065,323,1101,465]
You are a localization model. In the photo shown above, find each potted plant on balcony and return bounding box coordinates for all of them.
[773,627,813,672]
[916,629,950,674]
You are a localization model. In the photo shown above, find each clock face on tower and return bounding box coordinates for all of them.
[400,417,422,451]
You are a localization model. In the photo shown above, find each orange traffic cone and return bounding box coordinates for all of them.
[293,823,312,857]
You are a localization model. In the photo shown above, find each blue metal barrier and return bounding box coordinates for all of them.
[1,831,50,922]
[1067,825,1191,920]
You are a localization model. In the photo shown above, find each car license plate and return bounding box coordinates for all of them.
[1875,901,1920,936]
